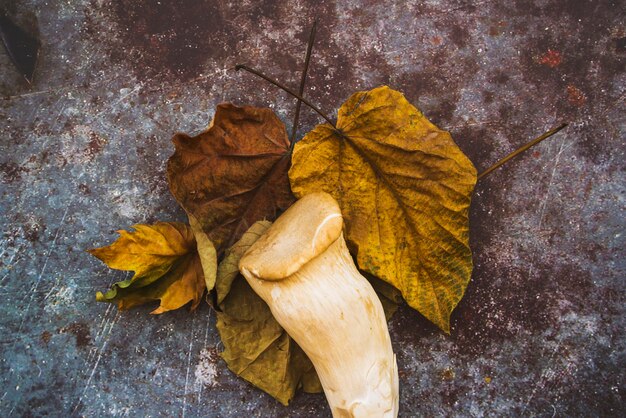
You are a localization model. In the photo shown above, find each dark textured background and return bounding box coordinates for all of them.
[1,0,624,416]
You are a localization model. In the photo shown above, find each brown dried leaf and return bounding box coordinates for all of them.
[167,103,295,254]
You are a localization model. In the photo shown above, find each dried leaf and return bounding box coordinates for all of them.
[188,214,218,292]
[215,221,321,405]
[99,253,205,314]
[0,12,39,83]
[289,86,477,333]
[167,103,295,254]
[367,273,403,321]
[216,220,272,305]
[90,222,215,313]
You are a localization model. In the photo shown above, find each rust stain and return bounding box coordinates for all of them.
[489,21,507,37]
[107,0,229,82]
[567,84,587,106]
[23,216,45,242]
[538,49,562,68]
[441,367,455,381]
[84,132,107,161]
[0,161,28,183]
[59,322,92,348]
[78,183,91,194]
[40,330,51,345]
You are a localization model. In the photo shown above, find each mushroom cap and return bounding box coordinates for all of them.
[239,192,343,280]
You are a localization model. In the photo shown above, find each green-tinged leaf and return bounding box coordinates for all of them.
[289,86,477,333]
[90,222,216,313]
[96,252,204,314]
[215,221,321,405]
[89,222,194,288]
[216,220,272,305]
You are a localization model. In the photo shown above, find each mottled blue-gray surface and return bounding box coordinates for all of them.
[1,0,624,417]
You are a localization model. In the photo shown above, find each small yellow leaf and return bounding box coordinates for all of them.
[189,214,218,292]
[90,222,216,313]
[289,86,477,332]
[148,254,206,314]
[89,222,195,288]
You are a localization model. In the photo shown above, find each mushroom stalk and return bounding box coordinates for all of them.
[239,192,399,418]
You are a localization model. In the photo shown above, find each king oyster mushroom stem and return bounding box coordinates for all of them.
[239,192,399,417]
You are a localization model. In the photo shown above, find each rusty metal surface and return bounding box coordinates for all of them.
[1,0,624,416]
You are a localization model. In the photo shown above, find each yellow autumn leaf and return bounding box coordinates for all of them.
[89,222,216,313]
[289,86,477,333]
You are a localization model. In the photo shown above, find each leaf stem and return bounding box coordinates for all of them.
[290,20,318,145]
[478,123,568,180]
[235,64,336,128]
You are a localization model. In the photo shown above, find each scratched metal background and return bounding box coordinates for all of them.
[1,0,624,416]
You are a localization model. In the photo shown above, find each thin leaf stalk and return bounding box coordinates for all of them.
[478,123,568,180]
[235,64,336,128]
[290,20,318,146]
